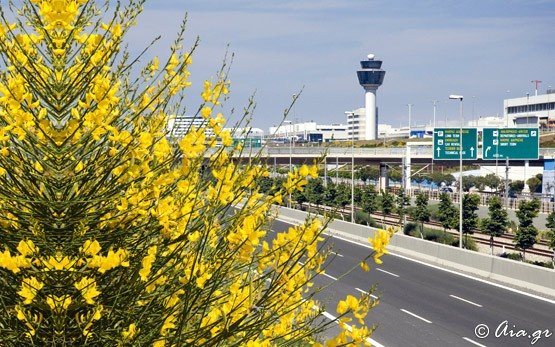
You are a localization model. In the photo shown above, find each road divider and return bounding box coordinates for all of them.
[276,205,555,300]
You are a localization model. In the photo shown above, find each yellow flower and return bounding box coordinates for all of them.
[139,246,157,281]
[201,106,212,118]
[121,323,138,340]
[18,277,44,305]
[360,261,370,272]
[82,239,101,256]
[34,162,44,173]
[17,240,38,257]
[75,161,84,173]
[74,277,101,304]
[368,228,392,264]
[46,295,72,311]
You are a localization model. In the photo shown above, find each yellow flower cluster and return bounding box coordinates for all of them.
[0,0,389,345]
[368,227,395,265]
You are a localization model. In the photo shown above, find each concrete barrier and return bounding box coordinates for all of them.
[276,206,555,299]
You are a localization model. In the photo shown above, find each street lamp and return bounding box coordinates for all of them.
[449,94,464,248]
[407,104,413,138]
[549,86,553,130]
[432,100,438,129]
[526,92,530,127]
[345,111,355,223]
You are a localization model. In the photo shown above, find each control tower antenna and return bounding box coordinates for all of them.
[531,80,542,96]
[357,54,386,140]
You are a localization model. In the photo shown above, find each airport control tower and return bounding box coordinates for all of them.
[357,54,385,140]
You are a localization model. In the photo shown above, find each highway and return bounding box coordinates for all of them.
[270,219,555,347]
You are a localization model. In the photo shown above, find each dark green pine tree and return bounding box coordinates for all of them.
[413,193,430,233]
[462,193,480,247]
[482,196,508,254]
[380,190,395,228]
[514,198,541,259]
[437,192,458,237]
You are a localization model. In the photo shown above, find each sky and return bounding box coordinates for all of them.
[124,0,555,131]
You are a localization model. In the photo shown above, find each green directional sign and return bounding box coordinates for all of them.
[482,128,539,160]
[433,128,478,160]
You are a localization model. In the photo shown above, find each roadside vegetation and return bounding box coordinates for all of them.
[260,171,555,269]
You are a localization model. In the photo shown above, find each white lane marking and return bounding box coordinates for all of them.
[355,287,379,300]
[463,337,487,346]
[331,251,344,258]
[277,219,555,306]
[450,294,483,308]
[322,272,338,281]
[400,309,432,324]
[376,268,400,278]
[320,309,386,347]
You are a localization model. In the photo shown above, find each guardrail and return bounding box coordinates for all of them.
[276,206,555,299]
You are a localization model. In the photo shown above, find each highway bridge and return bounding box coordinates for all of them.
[240,145,555,167]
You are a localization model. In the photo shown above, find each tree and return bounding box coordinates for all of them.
[510,180,525,194]
[334,183,351,210]
[546,212,555,264]
[462,193,480,246]
[515,199,541,259]
[380,190,395,227]
[482,196,508,254]
[0,1,385,344]
[304,178,325,207]
[360,185,378,214]
[526,174,543,193]
[482,174,502,191]
[322,182,337,206]
[388,169,403,183]
[395,189,411,225]
[356,166,379,184]
[291,189,308,209]
[412,193,430,233]
[437,192,458,236]
[429,172,456,187]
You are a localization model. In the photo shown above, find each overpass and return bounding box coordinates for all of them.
[227,143,555,192]
[245,144,555,167]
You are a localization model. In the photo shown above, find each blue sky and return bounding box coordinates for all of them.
[126,0,555,130]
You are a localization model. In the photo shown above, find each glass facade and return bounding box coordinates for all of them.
[507,102,555,114]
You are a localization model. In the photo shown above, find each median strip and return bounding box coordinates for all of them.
[400,309,432,323]
[462,337,487,346]
[449,294,483,308]
[376,268,400,278]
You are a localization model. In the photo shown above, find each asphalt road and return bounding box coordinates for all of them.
[270,219,555,347]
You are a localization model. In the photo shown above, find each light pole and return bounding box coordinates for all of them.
[449,94,464,248]
[345,111,355,223]
[432,100,438,129]
[472,96,476,125]
[407,103,413,138]
[549,86,553,130]
[526,92,530,127]
[351,126,355,223]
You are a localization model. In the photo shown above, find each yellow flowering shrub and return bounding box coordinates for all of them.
[0,0,394,345]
